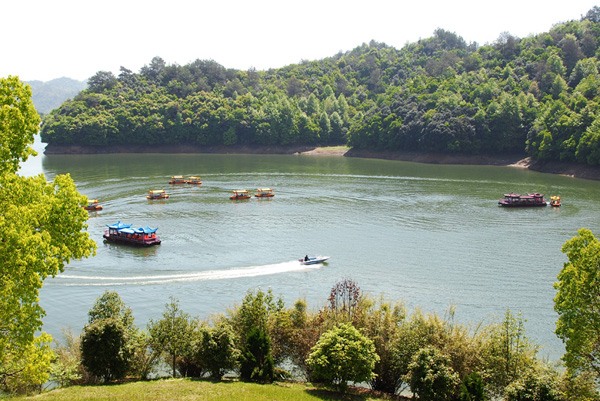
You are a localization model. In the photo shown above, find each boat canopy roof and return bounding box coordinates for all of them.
[107,221,132,229]
[189,176,201,179]
[134,226,158,234]
[171,175,184,179]
[257,188,273,192]
[88,199,98,203]
[106,222,157,234]
[149,189,165,194]
[503,192,544,198]
[233,189,249,193]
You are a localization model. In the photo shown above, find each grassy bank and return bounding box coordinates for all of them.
[10,379,404,401]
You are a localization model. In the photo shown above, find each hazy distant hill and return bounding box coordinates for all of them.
[27,77,86,114]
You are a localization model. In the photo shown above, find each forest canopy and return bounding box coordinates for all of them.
[40,7,600,166]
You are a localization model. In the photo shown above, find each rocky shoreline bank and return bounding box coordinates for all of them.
[44,144,600,181]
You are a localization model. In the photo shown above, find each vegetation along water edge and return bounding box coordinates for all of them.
[40,7,600,183]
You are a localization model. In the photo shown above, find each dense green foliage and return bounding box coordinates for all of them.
[80,318,131,382]
[407,346,460,401]
[199,322,239,380]
[80,292,136,382]
[307,323,379,392]
[40,8,600,166]
[0,76,96,394]
[239,326,275,383]
[554,228,600,382]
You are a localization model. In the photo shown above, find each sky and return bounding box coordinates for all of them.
[3,0,599,82]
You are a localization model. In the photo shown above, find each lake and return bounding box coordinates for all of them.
[19,141,600,360]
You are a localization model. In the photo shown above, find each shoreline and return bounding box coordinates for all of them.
[44,144,600,181]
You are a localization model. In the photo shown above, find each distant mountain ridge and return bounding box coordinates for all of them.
[26,77,86,114]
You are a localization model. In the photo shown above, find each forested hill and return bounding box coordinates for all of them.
[41,7,600,165]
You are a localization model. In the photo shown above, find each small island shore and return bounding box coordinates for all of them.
[44,144,600,181]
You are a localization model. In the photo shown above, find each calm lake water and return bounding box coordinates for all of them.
[19,141,600,360]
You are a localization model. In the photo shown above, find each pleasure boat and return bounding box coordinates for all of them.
[103,221,161,246]
[230,190,251,200]
[255,188,275,197]
[84,199,103,211]
[147,189,169,200]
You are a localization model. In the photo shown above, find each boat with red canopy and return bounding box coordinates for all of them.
[498,192,547,207]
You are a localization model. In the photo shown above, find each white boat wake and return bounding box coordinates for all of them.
[56,260,321,286]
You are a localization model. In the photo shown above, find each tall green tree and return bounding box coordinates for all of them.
[554,228,600,382]
[147,297,195,378]
[0,76,96,392]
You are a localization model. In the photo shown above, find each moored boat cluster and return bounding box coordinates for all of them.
[92,175,276,247]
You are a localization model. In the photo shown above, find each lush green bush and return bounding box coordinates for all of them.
[199,321,239,379]
[239,326,275,383]
[80,291,137,382]
[505,370,565,401]
[80,318,131,382]
[307,323,379,392]
[407,346,460,401]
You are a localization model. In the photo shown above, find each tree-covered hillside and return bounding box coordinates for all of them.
[41,7,600,165]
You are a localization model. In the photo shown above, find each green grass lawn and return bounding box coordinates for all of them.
[10,379,404,401]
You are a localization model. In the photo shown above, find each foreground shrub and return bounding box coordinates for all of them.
[307,323,379,392]
[505,369,565,401]
[200,321,239,380]
[240,326,275,383]
[80,318,131,382]
[407,346,459,401]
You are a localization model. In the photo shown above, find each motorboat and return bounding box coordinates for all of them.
[299,256,330,265]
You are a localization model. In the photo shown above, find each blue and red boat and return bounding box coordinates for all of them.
[103,221,161,246]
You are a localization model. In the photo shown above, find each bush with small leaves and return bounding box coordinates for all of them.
[307,323,379,392]
[407,347,459,401]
